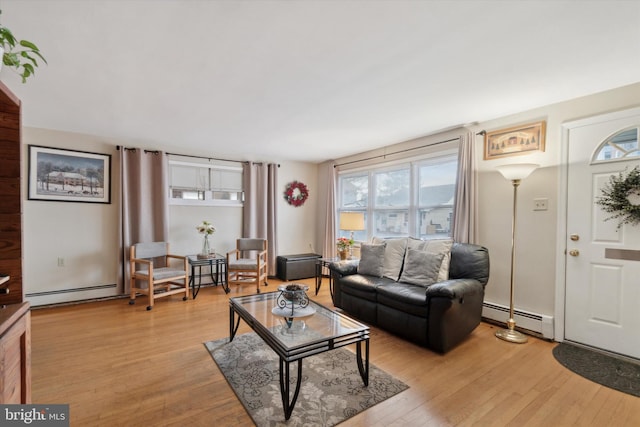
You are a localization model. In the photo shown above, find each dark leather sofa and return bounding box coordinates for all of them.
[330,242,489,353]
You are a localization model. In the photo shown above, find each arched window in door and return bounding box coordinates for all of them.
[593,127,640,162]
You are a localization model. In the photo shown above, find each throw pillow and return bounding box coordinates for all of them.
[357,243,386,277]
[372,237,408,281]
[407,238,453,282]
[399,248,444,287]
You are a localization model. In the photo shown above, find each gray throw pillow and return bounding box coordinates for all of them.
[357,243,386,277]
[399,248,445,287]
[372,237,407,281]
[406,238,452,282]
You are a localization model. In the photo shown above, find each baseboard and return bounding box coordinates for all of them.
[482,301,554,340]
[26,284,119,306]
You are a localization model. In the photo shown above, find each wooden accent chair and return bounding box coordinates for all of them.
[129,242,189,310]
[226,238,268,293]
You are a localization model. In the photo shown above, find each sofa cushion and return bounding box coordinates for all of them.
[398,249,444,287]
[339,274,394,302]
[372,237,407,281]
[377,282,430,318]
[358,243,385,277]
[406,238,453,281]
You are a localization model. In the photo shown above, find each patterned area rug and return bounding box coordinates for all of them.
[205,333,409,426]
[553,342,640,397]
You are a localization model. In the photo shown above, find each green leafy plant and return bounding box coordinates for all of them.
[0,10,46,83]
[596,166,640,229]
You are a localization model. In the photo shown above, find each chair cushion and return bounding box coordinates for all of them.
[237,239,265,251]
[228,258,259,270]
[357,243,385,277]
[134,242,167,259]
[135,267,186,281]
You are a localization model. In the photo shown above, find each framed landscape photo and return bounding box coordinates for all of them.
[484,121,546,160]
[28,145,112,204]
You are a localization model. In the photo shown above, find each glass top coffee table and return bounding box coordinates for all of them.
[229,290,370,420]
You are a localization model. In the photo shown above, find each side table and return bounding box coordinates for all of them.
[315,257,339,296]
[187,254,229,298]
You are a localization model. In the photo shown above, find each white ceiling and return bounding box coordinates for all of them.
[2,0,639,163]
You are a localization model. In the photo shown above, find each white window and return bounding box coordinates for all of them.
[593,127,640,162]
[373,167,410,237]
[338,152,458,242]
[169,159,243,206]
[416,156,457,239]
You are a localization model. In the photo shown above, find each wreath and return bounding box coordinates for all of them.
[284,180,309,207]
[596,166,640,229]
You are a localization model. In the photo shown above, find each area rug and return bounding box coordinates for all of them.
[205,333,409,426]
[553,342,640,397]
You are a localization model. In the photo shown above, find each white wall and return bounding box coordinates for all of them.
[476,82,640,320]
[21,129,320,305]
[22,128,121,305]
[326,82,640,330]
[276,161,319,256]
[21,82,640,311]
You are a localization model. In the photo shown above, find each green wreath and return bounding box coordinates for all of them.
[596,166,640,228]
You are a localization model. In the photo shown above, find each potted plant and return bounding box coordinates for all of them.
[0,10,46,83]
[336,237,353,260]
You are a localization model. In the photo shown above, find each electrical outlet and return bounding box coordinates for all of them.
[57,257,65,267]
[534,198,548,211]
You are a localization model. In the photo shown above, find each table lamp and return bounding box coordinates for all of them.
[339,212,365,258]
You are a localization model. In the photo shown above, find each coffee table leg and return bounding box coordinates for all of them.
[315,261,321,295]
[279,358,302,420]
[229,307,241,341]
[356,339,369,386]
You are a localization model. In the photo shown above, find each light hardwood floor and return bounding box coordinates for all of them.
[31,277,640,426]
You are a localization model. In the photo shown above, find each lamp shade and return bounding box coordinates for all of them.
[496,163,539,181]
[339,212,365,231]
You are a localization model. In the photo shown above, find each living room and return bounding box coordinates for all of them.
[1,1,640,425]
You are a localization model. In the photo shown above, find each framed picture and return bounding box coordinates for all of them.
[28,145,112,203]
[484,121,546,160]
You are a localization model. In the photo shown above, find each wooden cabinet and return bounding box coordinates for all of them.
[0,80,30,404]
[0,302,30,403]
[0,80,22,304]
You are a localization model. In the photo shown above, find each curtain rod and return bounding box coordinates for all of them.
[116,146,279,166]
[166,152,280,167]
[165,151,246,164]
[115,146,159,154]
[333,136,460,168]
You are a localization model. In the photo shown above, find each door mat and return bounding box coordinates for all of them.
[553,342,640,397]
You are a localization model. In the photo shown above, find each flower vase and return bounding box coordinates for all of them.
[338,249,348,260]
[201,235,211,257]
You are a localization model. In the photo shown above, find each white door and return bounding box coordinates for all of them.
[565,109,640,359]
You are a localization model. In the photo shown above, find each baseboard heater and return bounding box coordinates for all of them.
[482,301,554,340]
[26,283,118,306]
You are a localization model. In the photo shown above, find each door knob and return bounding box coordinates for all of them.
[570,234,580,241]
[569,250,580,257]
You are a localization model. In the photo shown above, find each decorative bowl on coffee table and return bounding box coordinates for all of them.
[272,284,315,327]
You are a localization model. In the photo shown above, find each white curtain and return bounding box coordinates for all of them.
[242,162,278,276]
[118,149,169,292]
[452,132,477,244]
[322,161,337,258]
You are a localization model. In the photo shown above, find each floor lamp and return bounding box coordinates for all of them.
[339,212,365,259]
[495,163,539,344]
